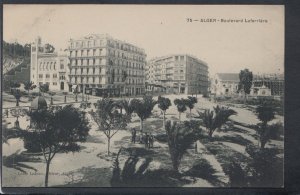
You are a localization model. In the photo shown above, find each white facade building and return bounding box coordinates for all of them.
[30,37,69,91]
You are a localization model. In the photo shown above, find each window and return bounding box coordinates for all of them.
[60,64,64,69]
[39,74,43,78]
[175,56,179,61]
[53,82,57,85]
[46,74,50,78]
[53,74,57,78]
[180,56,184,61]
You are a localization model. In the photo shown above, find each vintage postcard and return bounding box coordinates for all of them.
[2,4,284,189]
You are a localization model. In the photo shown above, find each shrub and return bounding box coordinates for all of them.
[184,158,216,179]
[23,132,42,153]
[224,160,248,187]
[245,144,283,187]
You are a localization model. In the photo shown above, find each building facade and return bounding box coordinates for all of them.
[146,54,209,95]
[211,73,284,97]
[68,34,146,96]
[210,73,240,96]
[30,37,69,91]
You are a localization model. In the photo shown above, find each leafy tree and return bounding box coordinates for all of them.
[24,81,36,100]
[44,43,55,53]
[238,69,253,102]
[131,96,157,132]
[28,105,90,187]
[165,120,196,172]
[174,98,187,121]
[157,96,172,130]
[91,98,130,155]
[199,105,237,139]
[39,83,49,96]
[10,82,21,89]
[13,90,22,106]
[186,96,198,114]
[255,104,275,148]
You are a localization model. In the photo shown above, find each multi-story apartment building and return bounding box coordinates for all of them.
[146,54,209,95]
[68,34,146,96]
[30,37,69,91]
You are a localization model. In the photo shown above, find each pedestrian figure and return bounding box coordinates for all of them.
[149,134,154,148]
[144,133,149,148]
[131,128,136,143]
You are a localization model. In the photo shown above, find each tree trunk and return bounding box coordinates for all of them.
[208,129,213,140]
[16,99,19,106]
[45,160,51,187]
[107,137,111,155]
[260,123,267,149]
[178,112,181,121]
[140,118,143,132]
[163,111,166,130]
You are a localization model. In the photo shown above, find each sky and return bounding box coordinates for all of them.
[3,5,284,76]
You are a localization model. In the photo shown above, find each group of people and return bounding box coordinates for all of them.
[131,128,154,149]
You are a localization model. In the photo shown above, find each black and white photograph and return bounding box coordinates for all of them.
[2,4,284,188]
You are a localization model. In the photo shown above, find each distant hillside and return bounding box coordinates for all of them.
[3,41,31,74]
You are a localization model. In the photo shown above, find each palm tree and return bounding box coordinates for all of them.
[187,96,198,114]
[174,98,187,121]
[157,96,172,130]
[199,105,237,139]
[131,96,157,132]
[115,99,135,119]
[165,120,195,172]
[256,104,275,148]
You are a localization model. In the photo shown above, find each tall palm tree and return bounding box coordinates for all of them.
[131,96,157,132]
[174,98,187,121]
[165,120,195,172]
[256,104,275,148]
[157,96,172,130]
